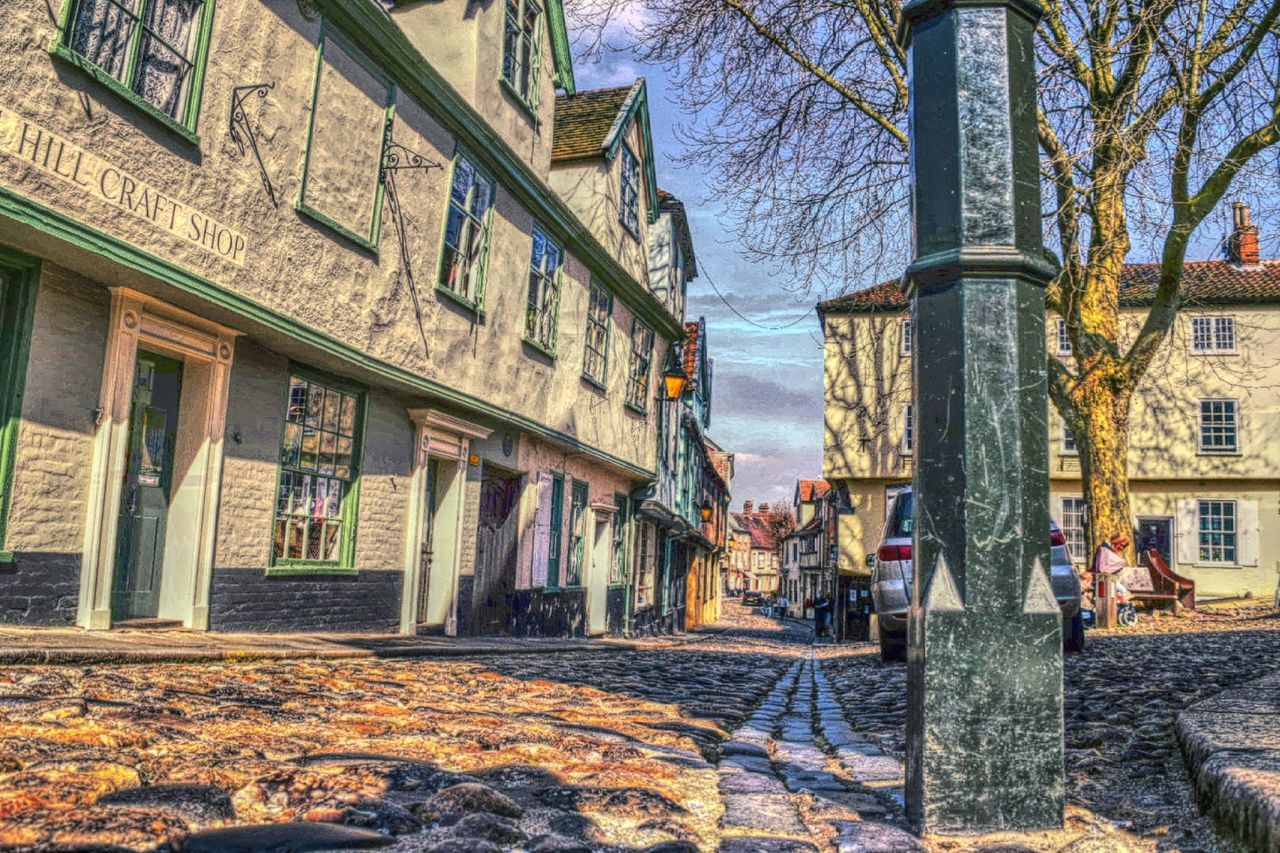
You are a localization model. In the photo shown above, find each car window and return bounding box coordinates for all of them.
[1050,544,1071,565]
[888,490,913,538]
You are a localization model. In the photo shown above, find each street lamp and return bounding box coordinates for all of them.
[699,502,713,523]
[660,345,688,400]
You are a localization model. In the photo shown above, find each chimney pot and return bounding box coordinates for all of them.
[743,500,753,514]
[759,502,770,514]
[1228,201,1260,266]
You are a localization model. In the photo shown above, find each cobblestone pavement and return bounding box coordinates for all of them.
[0,603,1276,851]
[819,604,1280,851]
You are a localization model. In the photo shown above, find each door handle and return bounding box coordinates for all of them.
[124,489,138,515]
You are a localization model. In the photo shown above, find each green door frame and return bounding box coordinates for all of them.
[0,247,40,563]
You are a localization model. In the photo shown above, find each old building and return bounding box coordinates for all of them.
[819,203,1280,603]
[781,479,830,619]
[730,501,783,594]
[0,0,692,635]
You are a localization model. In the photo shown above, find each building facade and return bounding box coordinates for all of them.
[0,0,696,635]
[819,206,1280,603]
[730,500,782,595]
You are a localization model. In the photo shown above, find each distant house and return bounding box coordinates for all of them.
[730,501,783,594]
[819,201,1280,603]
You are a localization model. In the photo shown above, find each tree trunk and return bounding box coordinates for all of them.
[1072,368,1136,565]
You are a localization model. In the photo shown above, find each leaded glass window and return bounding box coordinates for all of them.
[583,282,612,385]
[1056,319,1072,356]
[619,144,640,236]
[564,480,588,586]
[502,0,542,107]
[439,155,495,307]
[65,0,209,125]
[1198,500,1236,563]
[627,320,654,410]
[1199,399,1238,453]
[525,226,563,352]
[274,374,362,564]
[902,403,913,453]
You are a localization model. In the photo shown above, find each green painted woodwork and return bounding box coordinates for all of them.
[541,0,576,95]
[435,150,496,315]
[499,0,544,119]
[0,247,40,560]
[601,85,660,227]
[297,24,396,254]
[112,350,182,620]
[546,472,564,588]
[898,0,1063,833]
[566,478,588,588]
[266,363,367,574]
[0,187,656,481]
[51,0,218,146]
[313,0,678,340]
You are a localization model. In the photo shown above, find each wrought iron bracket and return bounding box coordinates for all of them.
[229,82,279,208]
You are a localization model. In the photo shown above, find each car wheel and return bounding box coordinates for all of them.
[1063,611,1085,653]
[879,634,907,663]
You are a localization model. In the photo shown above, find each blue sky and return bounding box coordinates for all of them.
[572,37,828,509]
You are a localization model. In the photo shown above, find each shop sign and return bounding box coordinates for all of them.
[0,104,247,266]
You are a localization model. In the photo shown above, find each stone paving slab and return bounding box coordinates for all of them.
[0,623,727,665]
[1176,669,1280,853]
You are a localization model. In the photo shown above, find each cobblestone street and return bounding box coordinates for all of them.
[1,604,1278,851]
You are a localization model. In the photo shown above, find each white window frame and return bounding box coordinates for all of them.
[1055,318,1072,356]
[1197,499,1237,564]
[1061,422,1077,455]
[1060,496,1088,563]
[900,319,913,356]
[1191,315,1237,354]
[901,402,914,454]
[1198,398,1239,454]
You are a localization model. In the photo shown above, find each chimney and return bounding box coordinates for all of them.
[743,500,753,514]
[759,502,770,514]
[1228,201,1260,266]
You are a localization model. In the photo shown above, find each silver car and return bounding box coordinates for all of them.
[869,487,1084,662]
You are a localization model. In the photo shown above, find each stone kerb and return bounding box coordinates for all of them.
[1175,669,1280,852]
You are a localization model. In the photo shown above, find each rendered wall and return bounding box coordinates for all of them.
[0,0,658,478]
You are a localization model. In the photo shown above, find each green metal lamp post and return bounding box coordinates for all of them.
[897,0,1063,834]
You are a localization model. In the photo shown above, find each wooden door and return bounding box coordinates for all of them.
[112,352,182,622]
[473,470,520,634]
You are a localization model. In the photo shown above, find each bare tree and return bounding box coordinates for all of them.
[572,0,1280,555]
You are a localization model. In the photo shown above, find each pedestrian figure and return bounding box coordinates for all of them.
[777,594,789,619]
[814,595,831,637]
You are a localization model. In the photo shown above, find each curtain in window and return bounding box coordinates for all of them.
[71,0,139,82]
[135,0,203,119]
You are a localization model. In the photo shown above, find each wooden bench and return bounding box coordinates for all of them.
[1115,548,1195,612]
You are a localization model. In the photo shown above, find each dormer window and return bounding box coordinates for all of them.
[503,0,542,110]
[620,144,640,237]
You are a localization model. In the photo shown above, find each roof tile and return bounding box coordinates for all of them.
[817,260,1280,314]
[551,85,634,161]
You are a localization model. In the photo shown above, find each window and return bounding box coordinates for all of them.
[611,495,628,585]
[626,320,654,411]
[564,481,588,586]
[1198,500,1236,563]
[273,373,364,568]
[0,251,40,561]
[583,282,612,386]
[1060,497,1087,562]
[1055,319,1072,356]
[902,403,914,454]
[524,226,563,354]
[619,144,640,236]
[900,319,913,356]
[58,0,214,139]
[439,155,496,308]
[1199,399,1239,453]
[1191,316,1236,353]
[635,521,656,606]
[298,29,396,251]
[502,0,542,110]
[1062,423,1077,455]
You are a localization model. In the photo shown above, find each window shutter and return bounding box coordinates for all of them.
[1175,499,1198,565]
[475,207,494,308]
[531,473,552,586]
[1238,500,1260,566]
